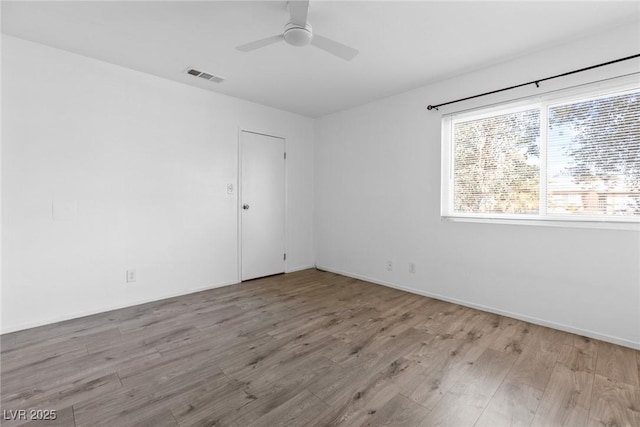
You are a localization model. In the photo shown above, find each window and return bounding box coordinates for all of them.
[441,78,640,226]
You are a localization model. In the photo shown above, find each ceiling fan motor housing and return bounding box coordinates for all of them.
[283,22,313,47]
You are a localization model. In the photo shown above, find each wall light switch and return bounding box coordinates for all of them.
[227,183,234,194]
[126,270,136,283]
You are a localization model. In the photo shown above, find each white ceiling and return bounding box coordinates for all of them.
[2,1,639,117]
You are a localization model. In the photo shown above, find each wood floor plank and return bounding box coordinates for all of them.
[224,356,336,424]
[225,388,306,427]
[474,325,565,427]
[1,332,18,352]
[488,319,535,356]
[118,349,226,391]
[406,334,488,410]
[245,389,329,427]
[474,380,542,427]
[558,343,596,374]
[573,334,599,356]
[130,410,178,427]
[1,342,89,379]
[531,363,594,427]
[169,378,258,426]
[1,269,638,427]
[314,383,402,426]
[587,374,640,427]
[363,394,430,427]
[637,350,640,391]
[335,327,426,375]
[595,341,640,388]
[4,372,122,414]
[73,371,226,426]
[419,348,518,426]
[508,326,566,391]
[310,358,420,426]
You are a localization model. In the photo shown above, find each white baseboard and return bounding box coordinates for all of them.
[316,265,640,350]
[0,279,238,334]
[285,264,316,273]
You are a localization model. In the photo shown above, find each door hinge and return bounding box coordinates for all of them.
[284,253,287,261]
[284,152,287,160]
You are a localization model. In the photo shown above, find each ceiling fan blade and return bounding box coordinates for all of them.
[236,35,283,52]
[289,0,309,26]
[310,34,359,61]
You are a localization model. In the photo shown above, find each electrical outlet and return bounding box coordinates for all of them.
[409,262,416,274]
[386,261,393,271]
[126,270,136,283]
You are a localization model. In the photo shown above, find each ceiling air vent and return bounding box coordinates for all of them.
[186,68,224,83]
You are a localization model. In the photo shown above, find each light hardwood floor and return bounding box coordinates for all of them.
[1,269,639,426]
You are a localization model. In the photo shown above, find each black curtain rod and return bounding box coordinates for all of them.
[426,53,640,111]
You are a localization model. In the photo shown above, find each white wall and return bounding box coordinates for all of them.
[315,23,640,349]
[1,35,314,333]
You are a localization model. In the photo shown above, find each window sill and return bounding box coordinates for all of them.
[442,215,640,231]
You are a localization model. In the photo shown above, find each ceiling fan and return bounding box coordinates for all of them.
[236,0,359,61]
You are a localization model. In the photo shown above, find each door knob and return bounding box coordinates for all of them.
[242,204,250,210]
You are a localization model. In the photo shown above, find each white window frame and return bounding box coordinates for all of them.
[441,75,640,231]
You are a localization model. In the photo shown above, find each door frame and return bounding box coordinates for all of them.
[237,126,288,283]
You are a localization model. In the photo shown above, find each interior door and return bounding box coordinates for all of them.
[240,131,285,281]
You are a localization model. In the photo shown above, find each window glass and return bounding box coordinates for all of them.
[453,109,540,214]
[442,82,640,224]
[547,91,640,217]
